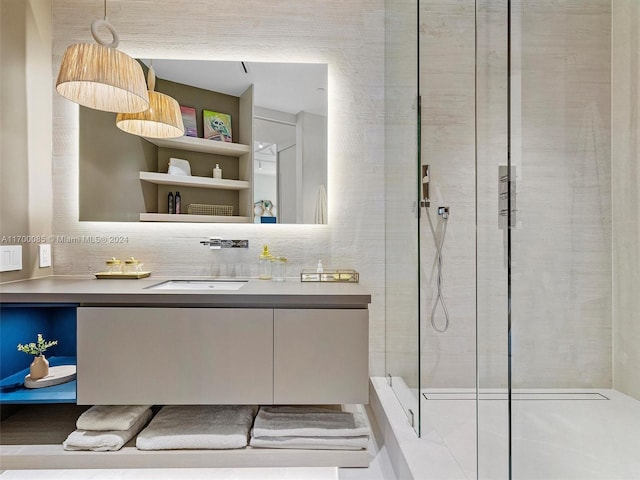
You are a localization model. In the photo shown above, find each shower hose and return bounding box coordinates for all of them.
[426,207,450,332]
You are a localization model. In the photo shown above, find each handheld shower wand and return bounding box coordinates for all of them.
[421,165,450,332]
[427,205,450,332]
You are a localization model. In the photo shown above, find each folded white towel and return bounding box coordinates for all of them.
[63,408,152,452]
[76,405,152,431]
[136,405,258,450]
[252,406,369,438]
[250,435,368,450]
[168,157,191,176]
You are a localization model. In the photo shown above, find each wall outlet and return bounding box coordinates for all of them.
[39,244,52,268]
[0,245,23,272]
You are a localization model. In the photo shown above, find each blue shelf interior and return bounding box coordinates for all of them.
[0,356,77,404]
[0,304,77,404]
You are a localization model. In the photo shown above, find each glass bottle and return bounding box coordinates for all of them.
[259,245,273,280]
[123,257,143,274]
[105,257,122,274]
[272,256,287,282]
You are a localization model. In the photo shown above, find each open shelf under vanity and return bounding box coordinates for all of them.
[0,404,369,469]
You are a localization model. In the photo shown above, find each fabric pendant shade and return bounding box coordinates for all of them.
[55,5,149,114]
[116,64,185,139]
[116,90,185,138]
[56,43,149,114]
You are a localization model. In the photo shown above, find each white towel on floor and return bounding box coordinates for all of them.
[63,408,152,452]
[76,404,152,431]
[136,405,258,450]
[252,406,369,438]
[250,435,369,450]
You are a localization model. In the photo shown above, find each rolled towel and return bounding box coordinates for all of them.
[136,405,258,450]
[76,405,152,431]
[250,435,369,450]
[63,408,152,452]
[252,406,370,438]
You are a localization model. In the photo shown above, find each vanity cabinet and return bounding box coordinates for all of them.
[77,306,369,405]
[273,309,369,404]
[77,307,273,405]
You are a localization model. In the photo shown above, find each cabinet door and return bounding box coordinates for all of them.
[77,307,273,405]
[274,309,369,404]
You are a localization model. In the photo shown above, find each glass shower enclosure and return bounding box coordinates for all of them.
[385,0,640,478]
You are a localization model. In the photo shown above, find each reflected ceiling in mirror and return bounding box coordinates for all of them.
[79,60,328,224]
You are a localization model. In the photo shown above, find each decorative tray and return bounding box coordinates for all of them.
[95,271,152,279]
[25,365,76,389]
[300,269,359,283]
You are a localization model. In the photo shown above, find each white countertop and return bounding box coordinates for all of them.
[0,275,371,308]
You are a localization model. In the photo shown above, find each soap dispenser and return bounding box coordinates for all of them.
[259,245,273,280]
[213,164,222,179]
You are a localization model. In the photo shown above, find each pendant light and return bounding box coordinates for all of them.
[115,62,185,139]
[56,1,149,113]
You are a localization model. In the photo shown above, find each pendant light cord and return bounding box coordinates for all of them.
[91,0,119,48]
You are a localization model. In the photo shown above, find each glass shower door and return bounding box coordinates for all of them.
[385,0,421,434]
[509,1,640,479]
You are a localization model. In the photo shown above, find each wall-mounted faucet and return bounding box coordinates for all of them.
[200,238,249,249]
[438,206,449,220]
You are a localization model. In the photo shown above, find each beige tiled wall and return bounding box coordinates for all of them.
[50,0,386,374]
[612,0,640,401]
[510,1,612,388]
[387,0,613,390]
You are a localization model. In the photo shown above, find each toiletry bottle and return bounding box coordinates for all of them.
[175,191,181,214]
[272,256,287,282]
[259,245,273,280]
[213,164,222,179]
[168,192,174,214]
[317,260,324,281]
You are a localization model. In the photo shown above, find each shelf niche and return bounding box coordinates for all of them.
[79,73,254,223]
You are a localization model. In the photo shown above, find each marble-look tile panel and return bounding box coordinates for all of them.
[51,0,386,376]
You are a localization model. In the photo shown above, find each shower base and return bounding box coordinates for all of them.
[422,387,640,480]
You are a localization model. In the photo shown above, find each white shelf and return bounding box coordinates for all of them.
[139,213,251,223]
[139,172,250,191]
[144,136,251,157]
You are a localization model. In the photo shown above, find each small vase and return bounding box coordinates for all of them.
[30,355,49,380]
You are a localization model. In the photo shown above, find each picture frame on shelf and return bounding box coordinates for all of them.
[203,110,232,143]
[180,106,198,137]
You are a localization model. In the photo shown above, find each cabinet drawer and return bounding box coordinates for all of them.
[77,307,273,405]
[274,308,369,404]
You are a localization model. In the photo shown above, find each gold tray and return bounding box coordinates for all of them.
[300,269,359,283]
[95,271,151,279]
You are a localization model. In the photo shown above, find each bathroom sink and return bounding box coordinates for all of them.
[146,280,247,291]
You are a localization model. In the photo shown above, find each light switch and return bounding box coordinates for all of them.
[0,245,23,272]
[39,244,52,268]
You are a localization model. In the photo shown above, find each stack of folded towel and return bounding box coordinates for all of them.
[136,405,258,450]
[63,405,152,452]
[249,406,369,450]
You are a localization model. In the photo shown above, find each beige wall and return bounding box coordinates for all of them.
[50,0,386,375]
[612,0,640,401]
[387,0,613,390]
[0,0,53,282]
[511,0,612,388]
